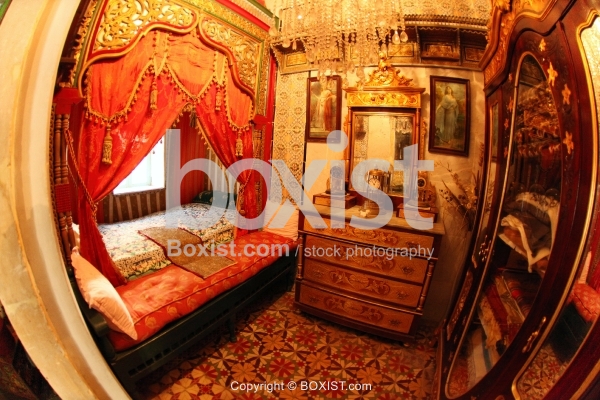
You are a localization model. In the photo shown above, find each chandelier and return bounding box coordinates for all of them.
[270,0,409,78]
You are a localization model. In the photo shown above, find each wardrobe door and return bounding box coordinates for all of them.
[443,48,565,399]
[437,88,505,397]
[514,11,600,400]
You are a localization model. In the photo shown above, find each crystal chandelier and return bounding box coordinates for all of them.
[270,0,409,78]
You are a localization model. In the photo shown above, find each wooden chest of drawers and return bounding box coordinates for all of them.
[295,205,445,340]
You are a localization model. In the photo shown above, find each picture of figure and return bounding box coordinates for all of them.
[306,76,342,142]
[435,86,459,143]
[429,76,470,156]
[311,79,336,132]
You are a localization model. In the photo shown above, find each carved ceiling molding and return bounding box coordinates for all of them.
[69,0,271,115]
[92,0,196,53]
[217,0,273,26]
[481,0,557,85]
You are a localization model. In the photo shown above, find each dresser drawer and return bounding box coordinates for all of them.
[303,215,435,254]
[303,259,422,308]
[298,283,415,334]
[304,235,429,284]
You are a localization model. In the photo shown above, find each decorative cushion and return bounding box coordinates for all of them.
[263,200,299,241]
[108,231,297,351]
[71,248,138,340]
[192,190,237,208]
[569,282,600,322]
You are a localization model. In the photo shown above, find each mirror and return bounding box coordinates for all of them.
[515,19,600,399]
[446,54,561,397]
[349,110,418,194]
[472,101,500,269]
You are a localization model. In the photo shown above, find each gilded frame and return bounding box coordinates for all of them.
[305,76,342,142]
[429,76,470,157]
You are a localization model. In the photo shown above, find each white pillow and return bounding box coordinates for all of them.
[71,248,138,340]
[263,201,299,241]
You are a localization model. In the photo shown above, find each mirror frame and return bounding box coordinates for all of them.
[343,56,426,193]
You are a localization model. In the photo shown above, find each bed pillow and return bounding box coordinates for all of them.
[192,190,213,205]
[71,248,138,340]
[263,200,299,241]
[192,190,237,208]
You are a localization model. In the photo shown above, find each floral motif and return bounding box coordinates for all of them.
[436,161,479,231]
[563,131,574,155]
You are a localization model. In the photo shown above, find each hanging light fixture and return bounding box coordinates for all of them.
[270,0,409,78]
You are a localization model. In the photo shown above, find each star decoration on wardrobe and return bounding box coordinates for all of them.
[539,38,546,52]
[547,63,558,87]
[507,97,514,113]
[562,84,571,105]
[504,118,510,129]
[563,131,574,154]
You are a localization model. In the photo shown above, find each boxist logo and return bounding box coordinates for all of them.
[164,130,434,231]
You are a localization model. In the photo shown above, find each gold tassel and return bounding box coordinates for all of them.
[150,77,158,110]
[102,124,113,165]
[215,88,222,111]
[190,108,198,128]
[235,131,243,158]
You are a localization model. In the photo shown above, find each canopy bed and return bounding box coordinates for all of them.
[49,1,294,395]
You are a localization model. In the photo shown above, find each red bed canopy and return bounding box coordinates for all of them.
[72,28,259,286]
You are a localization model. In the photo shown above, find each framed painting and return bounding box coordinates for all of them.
[428,76,470,156]
[306,76,342,142]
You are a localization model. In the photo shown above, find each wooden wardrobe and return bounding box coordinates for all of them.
[434,0,600,398]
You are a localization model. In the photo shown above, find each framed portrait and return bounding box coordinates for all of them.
[428,76,470,156]
[305,76,342,142]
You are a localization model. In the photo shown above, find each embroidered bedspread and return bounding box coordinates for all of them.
[99,204,235,279]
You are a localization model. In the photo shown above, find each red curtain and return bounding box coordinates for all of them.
[179,111,207,205]
[77,30,255,286]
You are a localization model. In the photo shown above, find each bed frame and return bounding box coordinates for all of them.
[71,254,296,396]
[50,100,297,397]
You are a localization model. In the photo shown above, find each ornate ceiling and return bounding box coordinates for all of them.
[265,0,492,27]
[267,0,491,73]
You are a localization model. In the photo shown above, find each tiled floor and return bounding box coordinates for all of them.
[137,290,437,400]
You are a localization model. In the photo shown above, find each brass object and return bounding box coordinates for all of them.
[522,317,547,353]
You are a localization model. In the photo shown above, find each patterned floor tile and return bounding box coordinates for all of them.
[137,291,436,399]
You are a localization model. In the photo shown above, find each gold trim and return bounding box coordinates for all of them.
[92,0,196,52]
[482,0,559,85]
[345,90,424,108]
[512,14,600,396]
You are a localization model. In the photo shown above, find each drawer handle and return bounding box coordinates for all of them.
[308,295,320,304]
[396,291,409,299]
[389,319,403,327]
[401,266,415,275]
[312,271,324,279]
[406,241,419,249]
[522,316,547,353]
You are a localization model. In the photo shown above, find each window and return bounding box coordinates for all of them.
[113,137,165,194]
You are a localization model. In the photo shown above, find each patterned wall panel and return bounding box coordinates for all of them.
[270,72,308,203]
